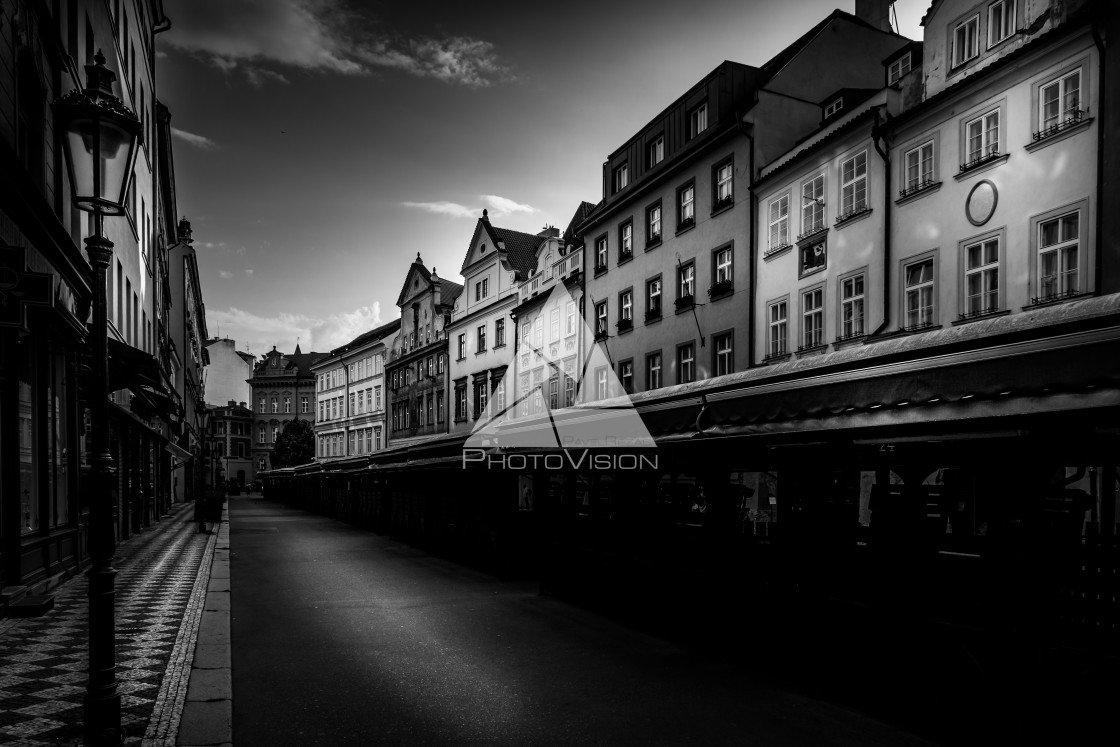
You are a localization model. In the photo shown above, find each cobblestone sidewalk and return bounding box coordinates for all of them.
[0,503,216,746]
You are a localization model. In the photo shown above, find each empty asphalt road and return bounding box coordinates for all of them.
[230,497,938,746]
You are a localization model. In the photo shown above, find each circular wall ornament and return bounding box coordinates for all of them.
[966,179,998,226]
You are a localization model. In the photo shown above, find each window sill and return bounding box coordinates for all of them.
[796,225,828,245]
[799,264,826,280]
[953,308,1009,325]
[1024,290,1093,309]
[876,323,942,341]
[616,321,634,335]
[955,153,1009,180]
[834,207,872,228]
[675,220,695,236]
[763,244,792,261]
[710,198,734,217]
[796,344,828,356]
[833,334,867,349]
[474,350,487,356]
[594,266,608,278]
[617,253,633,267]
[762,352,791,364]
[646,236,662,250]
[644,312,662,324]
[1025,117,1093,153]
[492,343,506,349]
[896,181,942,205]
[707,284,733,301]
[674,298,695,314]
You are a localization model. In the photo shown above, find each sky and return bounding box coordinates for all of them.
[156,0,926,358]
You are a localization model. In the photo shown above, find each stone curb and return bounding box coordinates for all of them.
[176,504,232,747]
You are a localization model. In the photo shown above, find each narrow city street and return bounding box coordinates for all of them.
[230,496,939,746]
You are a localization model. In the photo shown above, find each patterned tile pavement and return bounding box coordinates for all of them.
[0,503,215,746]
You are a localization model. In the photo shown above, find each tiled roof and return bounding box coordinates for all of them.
[440,279,464,304]
[489,225,542,278]
[286,352,327,376]
[329,318,401,357]
[563,201,597,244]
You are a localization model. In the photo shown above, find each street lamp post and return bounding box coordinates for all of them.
[54,50,141,747]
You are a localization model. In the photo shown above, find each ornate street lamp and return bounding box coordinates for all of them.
[54,50,141,747]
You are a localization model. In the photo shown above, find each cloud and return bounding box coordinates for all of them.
[402,194,537,220]
[482,195,536,215]
[207,302,383,359]
[162,0,513,88]
[219,270,233,279]
[171,127,219,150]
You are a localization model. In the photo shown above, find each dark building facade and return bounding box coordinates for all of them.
[248,345,323,474]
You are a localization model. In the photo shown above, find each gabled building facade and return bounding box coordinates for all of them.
[447,211,548,433]
[311,319,399,461]
[385,254,461,446]
[248,345,323,473]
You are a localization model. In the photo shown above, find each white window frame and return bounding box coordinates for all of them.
[620,221,633,256]
[647,277,662,316]
[714,332,733,376]
[647,352,662,390]
[477,323,486,351]
[680,183,695,225]
[648,136,664,167]
[824,98,843,118]
[887,52,911,85]
[596,367,608,400]
[678,343,695,384]
[768,193,789,250]
[962,233,1002,316]
[1038,70,1081,134]
[965,109,1000,165]
[840,151,867,217]
[596,236,608,269]
[952,14,980,68]
[595,301,608,336]
[689,102,707,138]
[904,140,935,193]
[565,301,576,336]
[716,162,733,204]
[550,308,560,341]
[902,253,937,329]
[987,0,1015,48]
[840,272,866,339]
[801,174,825,235]
[715,246,732,285]
[614,162,629,192]
[801,287,824,349]
[648,204,661,242]
[678,262,695,299]
[619,360,633,393]
[620,289,633,321]
[767,299,788,358]
[1036,209,1081,301]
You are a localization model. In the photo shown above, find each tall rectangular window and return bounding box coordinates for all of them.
[988,0,1015,47]
[768,300,788,357]
[715,161,733,208]
[801,288,824,349]
[596,236,608,269]
[1039,71,1081,133]
[678,343,695,384]
[495,318,505,347]
[619,360,633,394]
[477,324,486,352]
[648,204,661,244]
[619,221,633,257]
[953,14,980,67]
[565,301,576,336]
[646,352,662,390]
[647,277,662,317]
[964,237,1000,315]
[904,258,936,328]
[678,263,694,299]
[714,246,732,286]
[714,332,733,376]
[768,194,789,250]
[614,163,629,192]
[887,52,911,85]
[595,301,608,337]
[620,290,633,322]
[550,308,560,341]
[679,183,695,226]
[841,152,867,216]
[841,274,865,338]
[904,141,935,192]
[457,333,466,360]
[1039,211,1079,300]
[801,175,825,235]
[284,396,291,414]
[965,110,1000,164]
[596,367,608,400]
[648,136,664,168]
[689,102,707,138]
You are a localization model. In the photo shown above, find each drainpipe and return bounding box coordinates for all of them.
[1091,20,1106,295]
[736,116,756,367]
[870,108,892,336]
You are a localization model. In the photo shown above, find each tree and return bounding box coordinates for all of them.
[272,418,314,467]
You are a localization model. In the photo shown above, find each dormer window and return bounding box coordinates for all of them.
[613,163,629,193]
[824,98,843,119]
[887,53,911,85]
[688,102,708,139]
[988,0,1015,47]
[647,136,664,168]
[952,14,980,68]
[480,243,486,253]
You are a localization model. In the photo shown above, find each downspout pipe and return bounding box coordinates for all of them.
[736,115,756,367]
[1091,19,1105,296]
[870,108,892,336]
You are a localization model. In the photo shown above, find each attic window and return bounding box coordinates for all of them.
[887,53,911,85]
[824,98,844,119]
[481,243,486,253]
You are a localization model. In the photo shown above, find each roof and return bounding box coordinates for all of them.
[461,214,543,278]
[760,9,906,78]
[563,201,597,244]
[328,318,402,357]
[756,97,887,184]
[395,253,434,307]
[440,279,464,305]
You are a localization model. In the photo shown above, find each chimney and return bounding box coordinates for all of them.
[855,0,893,33]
